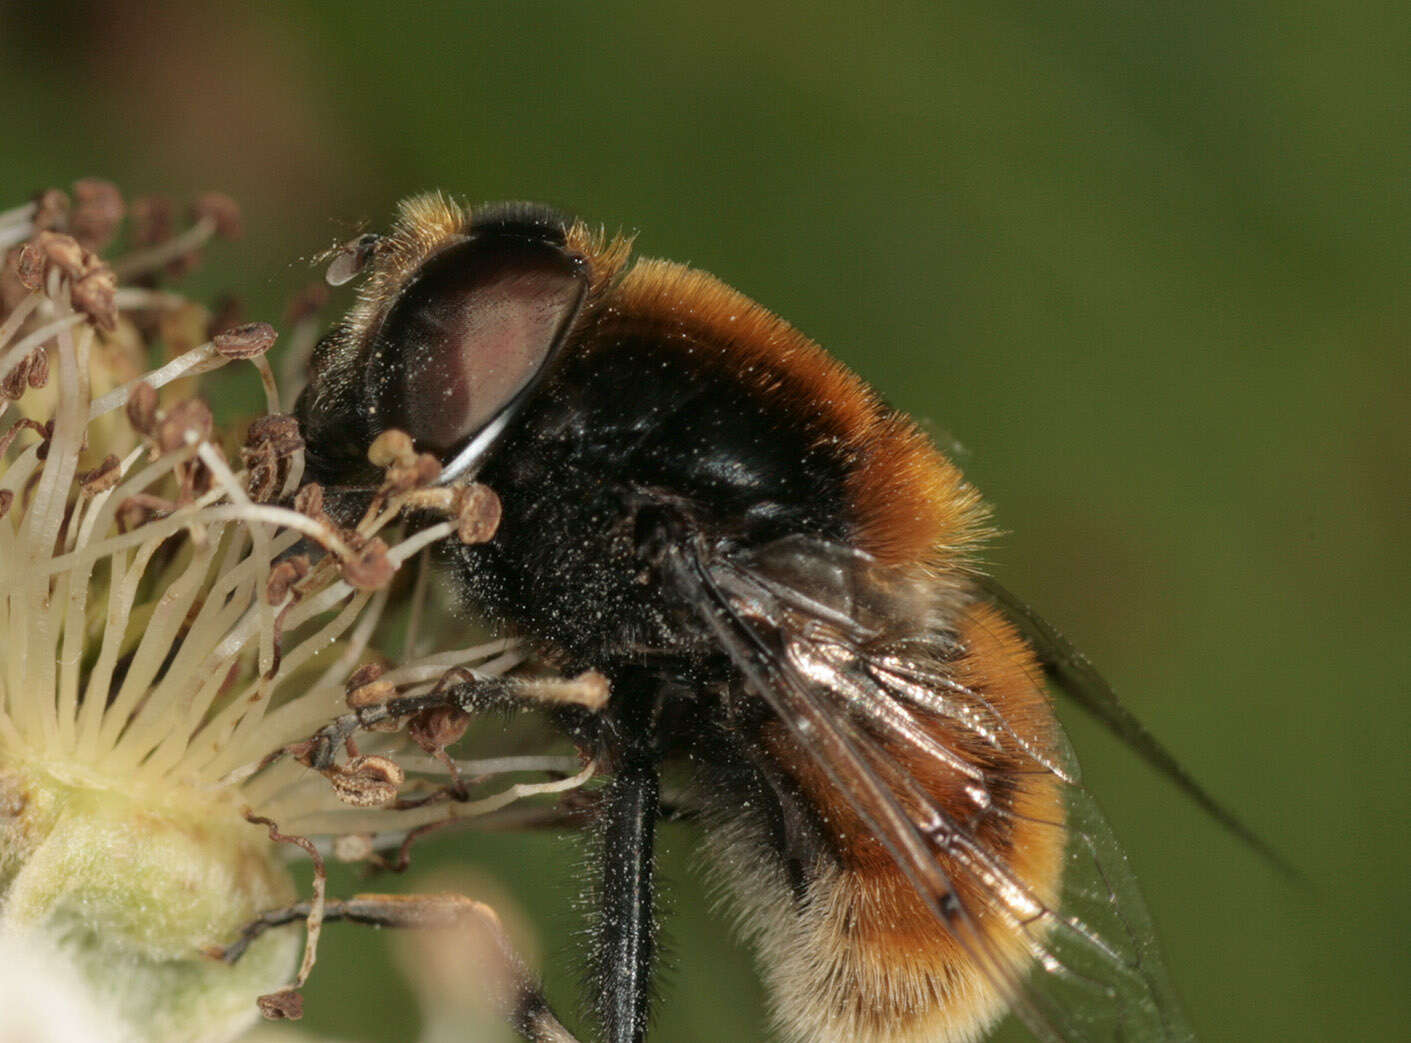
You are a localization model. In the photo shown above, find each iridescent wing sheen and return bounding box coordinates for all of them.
[663,534,1195,1042]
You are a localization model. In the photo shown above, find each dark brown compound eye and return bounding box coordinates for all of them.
[365,232,588,462]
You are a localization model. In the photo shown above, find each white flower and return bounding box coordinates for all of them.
[0,186,554,1043]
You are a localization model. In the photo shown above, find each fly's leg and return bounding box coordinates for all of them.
[591,670,666,1043]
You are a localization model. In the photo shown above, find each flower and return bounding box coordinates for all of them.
[0,184,589,1042]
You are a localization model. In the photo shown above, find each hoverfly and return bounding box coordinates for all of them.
[297,196,1275,1042]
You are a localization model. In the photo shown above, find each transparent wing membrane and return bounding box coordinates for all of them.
[1031,783,1193,1041]
[667,535,1194,1042]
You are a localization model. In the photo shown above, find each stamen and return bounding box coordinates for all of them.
[1,181,607,1040]
[0,313,85,385]
[0,293,42,353]
[286,758,598,838]
[87,341,228,420]
[110,215,217,281]
[111,287,191,311]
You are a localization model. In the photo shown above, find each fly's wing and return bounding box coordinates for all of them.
[661,534,1194,1042]
[978,576,1294,879]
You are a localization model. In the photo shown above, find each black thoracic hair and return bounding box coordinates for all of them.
[450,332,853,671]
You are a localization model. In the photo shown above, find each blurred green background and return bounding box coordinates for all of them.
[3,1,1406,1040]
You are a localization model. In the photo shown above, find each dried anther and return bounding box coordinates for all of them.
[345,663,397,710]
[28,418,56,460]
[341,535,396,591]
[245,414,304,455]
[1,354,37,400]
[14,243,44,291]
[77,454,122,494]
[116,492,177,530]
[156,398,214,452]
[343,662,400,733]
[130,194,174,248]
[0,419,46,458]
[326,754,405,807]
[413,452,441,486]
[293,482,325,519]
[243,451,282,504]
[22,231,119,329]
[24,347,49,389]
[284,738,319,769]
[365,429,442,499]
[455,483,502,544]
[72,264,118,330]
[256,988,304,1021]
[125,381,159,435]
[3,417,54,456]
[213,321,278,359]
[31,188,70,232]
[192,192,243,240]
[409,704,470,755]
[265,555,311,604]
[114,500,147,533]
[382,451,441,495]
[344,661,387,692]
[34,230,86,279]
[0,489,12,519]
[242,415,303,503]
[367,429,415,469]
[70,178,125,252]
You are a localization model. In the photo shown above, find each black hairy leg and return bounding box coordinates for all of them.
[287,667,607,774]
[590,669,668,1043]
[594,751,660,1043]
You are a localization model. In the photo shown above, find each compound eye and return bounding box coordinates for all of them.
[367,234,587,457]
